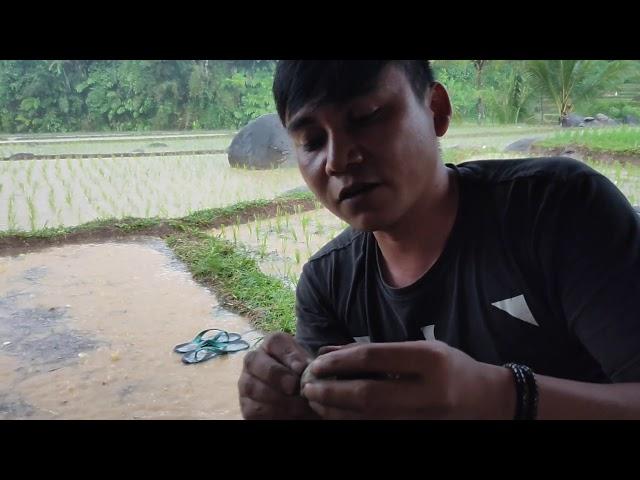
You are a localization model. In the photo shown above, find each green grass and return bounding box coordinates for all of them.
[538,126,640,155]
[167,232,296,334]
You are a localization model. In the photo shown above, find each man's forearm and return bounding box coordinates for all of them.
[487,364,640,420]
[536,375,640,420]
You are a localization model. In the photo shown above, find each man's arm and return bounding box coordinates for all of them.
[295,261,354,356]
[549,169,640,383]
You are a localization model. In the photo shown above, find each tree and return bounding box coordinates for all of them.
[472,60,488,124]
[525,60,629,123]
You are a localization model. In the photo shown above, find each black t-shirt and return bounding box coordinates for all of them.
[294,157,640,383]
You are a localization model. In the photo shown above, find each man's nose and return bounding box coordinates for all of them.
[325,132,363,175]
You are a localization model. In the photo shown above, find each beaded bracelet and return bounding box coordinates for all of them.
[503,363,539,420]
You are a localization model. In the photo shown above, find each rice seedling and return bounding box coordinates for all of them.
[55,208,64,226]
[26,162,35,184]
[27,194,37,231]
[232,224,238,245]
[259,235,268,259]
[48,187,56,212]
[7,195,16,230]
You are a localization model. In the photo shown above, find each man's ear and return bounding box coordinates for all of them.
[427,82,452,137]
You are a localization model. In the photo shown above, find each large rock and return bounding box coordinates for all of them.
[562,113,585,127]
[503,137,541,153]
[623,115,639,125]
[228,113,296,170]
[562,112,619,128]
[594,113,618,126]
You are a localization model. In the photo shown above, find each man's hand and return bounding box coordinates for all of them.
[238,332,320,420]
[300,340,515,420]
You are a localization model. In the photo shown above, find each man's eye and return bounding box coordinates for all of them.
[352,107,381,125]
[302,137,325,152]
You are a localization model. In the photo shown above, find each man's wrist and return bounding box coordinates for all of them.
[478,363,517,420]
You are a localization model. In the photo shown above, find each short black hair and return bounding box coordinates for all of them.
[273,60,435,125]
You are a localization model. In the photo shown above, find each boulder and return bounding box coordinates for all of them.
[228,113,296,170]
[623,115,639,125]
[503,137,541,153]
[562,112,620,128]
[561,114,585,127]
[594,113,618,126]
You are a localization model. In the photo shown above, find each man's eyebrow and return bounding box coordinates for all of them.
[287,115,316,134]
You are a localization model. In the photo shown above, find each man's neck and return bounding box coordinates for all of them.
[373,166,460,288]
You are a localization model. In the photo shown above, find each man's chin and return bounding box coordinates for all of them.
[345,214,391,233]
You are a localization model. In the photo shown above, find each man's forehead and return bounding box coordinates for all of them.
[285,64,406,132]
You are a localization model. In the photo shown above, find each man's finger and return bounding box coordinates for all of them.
[239,371,296,404]
[311,341,444,378]
[239,394,316,420]
[262,333,312,374]
[307,401,365,420]
[302,378,421,411]
[243,348,300,395]
[317,343,358,355]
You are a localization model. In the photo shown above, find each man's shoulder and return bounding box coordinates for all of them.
[307,227,367,265]
[454,156,601,185]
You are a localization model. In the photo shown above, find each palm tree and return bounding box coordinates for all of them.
[525,60,628,123]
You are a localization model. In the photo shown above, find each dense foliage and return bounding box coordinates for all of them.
[1,60,638,133]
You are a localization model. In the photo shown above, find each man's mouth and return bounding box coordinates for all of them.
[338,183,381,202]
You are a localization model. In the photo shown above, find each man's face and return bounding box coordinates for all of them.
[285,64,450,232]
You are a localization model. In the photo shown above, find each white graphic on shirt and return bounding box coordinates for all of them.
[491,294,539,326]
[421,325,436,341]
[353,336,371,343]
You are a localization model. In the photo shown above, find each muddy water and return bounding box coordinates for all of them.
[0,238,261,419]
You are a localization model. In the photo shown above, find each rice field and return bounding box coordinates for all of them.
[538,126,640,154]
[209,207,349,289]
[0,154,304,232]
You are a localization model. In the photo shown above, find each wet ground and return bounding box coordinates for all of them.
[0,237,260,419]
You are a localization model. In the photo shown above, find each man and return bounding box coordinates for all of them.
[237,60,640,420]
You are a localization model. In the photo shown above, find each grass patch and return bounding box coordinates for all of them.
[538,126,640,155]
[166,232,296,334]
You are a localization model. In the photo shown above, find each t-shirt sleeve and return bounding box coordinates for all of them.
[295,261,354,357]
[553,172,640,382]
